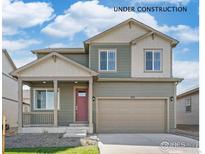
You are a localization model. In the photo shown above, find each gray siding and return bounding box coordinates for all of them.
[89,44,131,78]
[37,53,89,67]
[93,82,175,130]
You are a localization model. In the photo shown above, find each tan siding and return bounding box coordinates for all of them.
[92,23,148,43]
[93,82,175,130]
[19,56,91,77]
[131,35,171,77]
[97,99,166,133]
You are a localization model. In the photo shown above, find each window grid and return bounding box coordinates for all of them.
[99,49,116,71]
[33,88,60,111]
[145,50,161,71]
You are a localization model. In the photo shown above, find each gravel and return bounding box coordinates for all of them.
[6,133,81,148]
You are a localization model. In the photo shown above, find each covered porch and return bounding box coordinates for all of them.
[11,52,98,133]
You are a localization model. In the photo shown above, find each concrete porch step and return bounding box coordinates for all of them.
[63,128,87,138]
[69,123,89,127]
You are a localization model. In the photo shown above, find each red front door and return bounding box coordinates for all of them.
[76,88,88,122]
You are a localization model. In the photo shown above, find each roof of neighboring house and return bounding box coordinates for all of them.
[84,18,179,47]
[32,48,85,54]
[2,49,17,70]
[177,86,199,99]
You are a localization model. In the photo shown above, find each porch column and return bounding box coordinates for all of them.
[88,78,93,133]
[54,80,58,127]
[18,79,23,129]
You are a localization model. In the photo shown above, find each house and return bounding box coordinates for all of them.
[176,87,199,126]
[11,18,183,135]
[23,90,30,112]
[2,49,18,128]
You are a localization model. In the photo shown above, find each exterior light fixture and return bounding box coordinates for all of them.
[74,81,78,84]
[92,96,96,102]
[170,96,174,102]
[42,81,46,84]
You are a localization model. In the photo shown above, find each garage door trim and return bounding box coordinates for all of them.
[96,97,170,133]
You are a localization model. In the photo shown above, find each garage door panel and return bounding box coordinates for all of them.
[97,99,166,133]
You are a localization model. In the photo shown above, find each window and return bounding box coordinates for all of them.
[99,49,116,71]
[34,89,60,110]
[145,50,162,71]
[185,98,192,112]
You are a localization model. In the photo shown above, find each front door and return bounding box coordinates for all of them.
[76,88,88,122]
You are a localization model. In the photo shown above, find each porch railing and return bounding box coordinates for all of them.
[23,112,54,127]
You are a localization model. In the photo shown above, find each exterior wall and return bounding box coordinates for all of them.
[91,23,147,43]
[176,92,199,125]
[89,44,131,78]
[30,82,88,126]
[93,81,176,131]
[37,53,89,67]
[19,56,91,77]
[131,35,172,78]
[2,51,18,128]
[2,51,15,74]
[2,99,18,127]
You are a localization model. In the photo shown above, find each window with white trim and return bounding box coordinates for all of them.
[99,49,116,71]
[185,97,192,112]
[145,50,162,71]
[34,89,60,110]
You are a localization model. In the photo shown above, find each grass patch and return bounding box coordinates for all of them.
[6,146,99,154]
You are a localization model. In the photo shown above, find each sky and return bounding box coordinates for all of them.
[2,0,199,93]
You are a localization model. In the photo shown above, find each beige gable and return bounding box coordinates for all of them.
[92,22,148,43]
[18,56,92,77]
[131,34,171,78]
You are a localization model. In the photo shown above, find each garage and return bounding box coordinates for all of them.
[96,98,167,133]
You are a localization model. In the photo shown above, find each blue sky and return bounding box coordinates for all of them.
[2,0,199,93]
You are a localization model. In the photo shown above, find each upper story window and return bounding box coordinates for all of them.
[145,50,162,71]
[34,88,60,110]
[99,49,117,71]
[185,97,192,112]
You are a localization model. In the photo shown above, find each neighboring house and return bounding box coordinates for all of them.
[176,87,199,126]
[11,18,182,134]
[2,49,18,128]
[23,90,30,112]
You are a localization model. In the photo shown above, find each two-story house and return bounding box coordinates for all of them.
[11,18,182,135]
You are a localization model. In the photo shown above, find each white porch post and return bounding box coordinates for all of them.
[88,78,93,133]
[54,80,58,127]
[18,79,23,130]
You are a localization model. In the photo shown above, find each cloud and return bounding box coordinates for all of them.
[162,25,199,43]
[173,60,199,93]
[14,57,36,68]
[3,39,41,51]
[42,0,198,44]
[130,0,190,5]
[48,43,67,48]
[2,0,54,35]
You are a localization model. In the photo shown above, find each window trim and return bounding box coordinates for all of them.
[144,49,163,72]
[98,49,117,72]
[33,88,60,111]
[185,97,192,112]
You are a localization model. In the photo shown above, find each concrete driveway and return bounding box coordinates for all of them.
[98,134,199,154]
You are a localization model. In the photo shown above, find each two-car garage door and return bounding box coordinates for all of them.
[96,99,167,133]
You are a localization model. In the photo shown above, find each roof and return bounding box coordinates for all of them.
[11,52,98,77]
[32,48,85,54]
[97,77,183,82]
[84,18,179,47]
[2,49,17,70]
[177,87,199,99]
